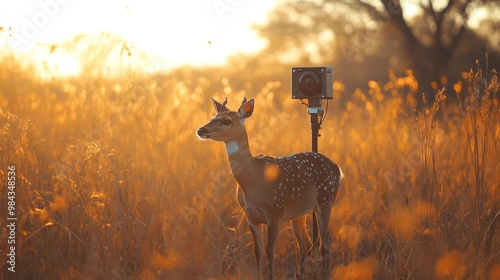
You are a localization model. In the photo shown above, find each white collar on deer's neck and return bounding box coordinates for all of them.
[225,141,239,155]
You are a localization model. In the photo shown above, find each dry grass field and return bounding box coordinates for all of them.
[0,54,499,279]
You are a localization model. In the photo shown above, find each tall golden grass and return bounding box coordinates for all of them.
[0,54,498,279]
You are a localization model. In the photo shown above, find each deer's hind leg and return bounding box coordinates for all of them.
[291,216,312,263]
[315,205,333,280]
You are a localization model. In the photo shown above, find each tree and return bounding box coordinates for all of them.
[256,0,499,94]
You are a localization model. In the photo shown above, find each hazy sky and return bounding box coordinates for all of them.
[0,0,276,70]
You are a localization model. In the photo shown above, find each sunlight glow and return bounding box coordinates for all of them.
[39,50,80,77]
[0,0,275,76]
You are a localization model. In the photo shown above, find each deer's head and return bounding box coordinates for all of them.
[197,97,254,142]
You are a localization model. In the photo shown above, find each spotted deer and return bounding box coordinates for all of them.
[196,97,343,279]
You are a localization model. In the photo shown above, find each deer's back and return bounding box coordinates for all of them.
[253,152,342,219]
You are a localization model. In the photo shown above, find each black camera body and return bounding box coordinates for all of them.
[292,66,333,99]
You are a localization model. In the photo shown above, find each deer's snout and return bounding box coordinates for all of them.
[196,127,211,139]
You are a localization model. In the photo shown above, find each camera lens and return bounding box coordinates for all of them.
[303,77,315,88]
[298,71,321,96]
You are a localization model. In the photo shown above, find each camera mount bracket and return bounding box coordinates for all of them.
[307,99,322,153]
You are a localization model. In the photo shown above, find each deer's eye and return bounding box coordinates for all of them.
[221,119,232,126]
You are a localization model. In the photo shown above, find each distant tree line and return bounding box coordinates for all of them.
[250,0,500,98]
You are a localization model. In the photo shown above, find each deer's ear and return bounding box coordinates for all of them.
[210,97,229,113]
[237,98,254,121]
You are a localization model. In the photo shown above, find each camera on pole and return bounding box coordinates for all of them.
[291,66,334,152]
[291,66,334,244]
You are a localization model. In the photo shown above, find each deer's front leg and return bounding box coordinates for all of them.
[240,192,268,279]
[248,221,264,279]
[265,216,282,280]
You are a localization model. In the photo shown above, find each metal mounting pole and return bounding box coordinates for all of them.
[307,99,322,246]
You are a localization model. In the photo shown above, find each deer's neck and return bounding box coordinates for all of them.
[224,130,259,189]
